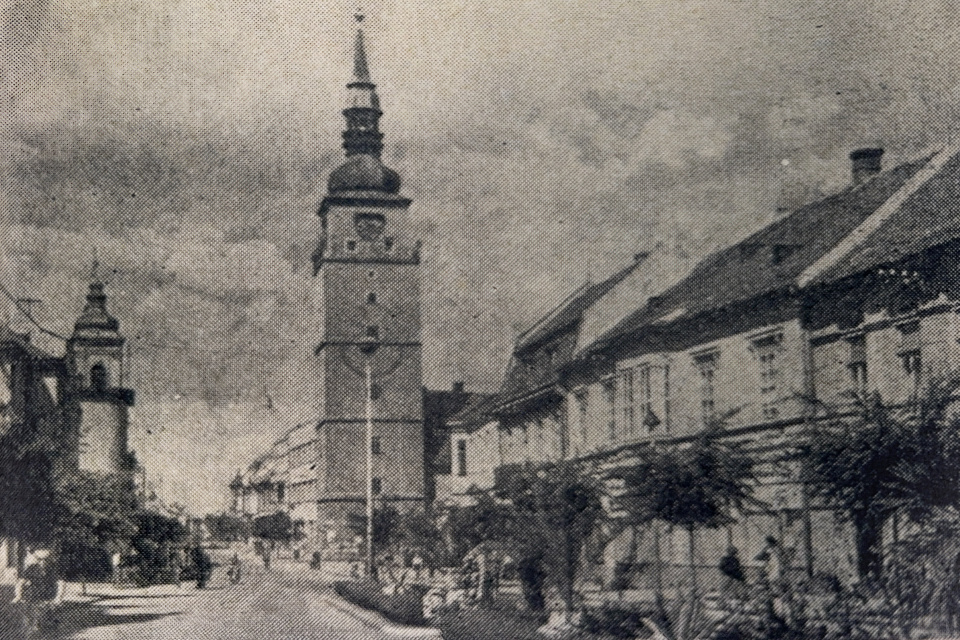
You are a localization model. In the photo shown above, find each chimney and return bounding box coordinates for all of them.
[849,148,884,185]
[452,381,465,394]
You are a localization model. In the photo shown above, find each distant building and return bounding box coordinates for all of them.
[0,272,135,584]
[65,276,135,475]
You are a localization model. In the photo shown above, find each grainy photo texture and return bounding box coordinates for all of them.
[1,1,960,638]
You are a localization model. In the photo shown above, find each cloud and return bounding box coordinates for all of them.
[5,0,960,511]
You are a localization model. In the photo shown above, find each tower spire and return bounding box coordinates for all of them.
[353,21,371,84]
[342,11,383,158]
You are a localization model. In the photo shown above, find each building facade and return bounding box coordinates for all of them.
[432,145,960,589]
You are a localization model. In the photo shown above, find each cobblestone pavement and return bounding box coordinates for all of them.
[49,561,392,640]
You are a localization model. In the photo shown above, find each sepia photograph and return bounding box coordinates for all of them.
[2,1,960,638]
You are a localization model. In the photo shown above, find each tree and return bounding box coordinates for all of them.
[803,380,960,579]
[53,472,139,590]
[252,511,301,565]
[611,428,755,640]
[441,493,515,562]
[493,464,604,613]
[614,428,755,595]
[129,510,187,585]
[204,513,251,542]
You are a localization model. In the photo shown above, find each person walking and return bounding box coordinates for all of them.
[227,553,242,585]
[190,547,213,589]
[12,549,64,635]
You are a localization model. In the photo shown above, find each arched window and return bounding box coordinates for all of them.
[90,362,108,391]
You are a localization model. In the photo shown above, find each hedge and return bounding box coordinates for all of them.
[332,580,430,627]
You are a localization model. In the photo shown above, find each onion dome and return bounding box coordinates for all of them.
[73,280,120,339]
[328,154,401,194]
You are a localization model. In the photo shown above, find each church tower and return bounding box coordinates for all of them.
[66,268,134,475]
[312,21,425,534]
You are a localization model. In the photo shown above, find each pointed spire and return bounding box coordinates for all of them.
[340,10,384,158]
[353,27,372,84]
[90,249,102,285]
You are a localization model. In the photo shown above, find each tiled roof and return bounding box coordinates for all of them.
[515,259,644,353]
[0,326,58,361]
[495,259,645,409]
[592,151,940,349]
[802,146,960,285]
[446,393,498,430]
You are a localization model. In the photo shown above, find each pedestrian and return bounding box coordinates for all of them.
[228,553,242,585]
[13,549,64,635]
[190,547,213,589]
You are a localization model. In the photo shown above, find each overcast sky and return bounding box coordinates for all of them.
[3,0,960,512]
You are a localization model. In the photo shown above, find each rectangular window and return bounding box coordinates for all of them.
[383,237,395,252]
[366,325,380,340]
[276,482,285,504]
[346,239,358,252]
[456,439,468,476]
[602,379,616,442]
[847,335,867,397]
[752,334,783,421]
[901,350,922,397]
[693,351,719,424]
[371,436,381,455]
[371,478,382,495]
[663,364,671,431]
[574,389,589,448]
[617,369,635,437]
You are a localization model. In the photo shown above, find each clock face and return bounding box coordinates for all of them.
[354,212,385,241]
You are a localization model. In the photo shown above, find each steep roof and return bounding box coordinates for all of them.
[515,258,644,353]
[593,150,942,349]
[446,393,498,431]
[495,259,643,410]
[0,326,59,362]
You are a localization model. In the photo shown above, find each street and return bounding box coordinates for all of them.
[45,561,393,640]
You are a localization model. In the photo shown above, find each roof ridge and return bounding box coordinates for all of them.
[797,144,957,287]
[515,281,593,345]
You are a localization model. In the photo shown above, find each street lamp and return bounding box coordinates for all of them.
[358,333,379,579]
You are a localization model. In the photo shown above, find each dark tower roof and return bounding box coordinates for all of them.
[327,20,402,195]
[72,268,123,345]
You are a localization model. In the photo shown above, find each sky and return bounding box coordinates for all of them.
[3,0,960,512]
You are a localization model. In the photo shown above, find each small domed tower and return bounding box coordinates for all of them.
[66,267,135,475]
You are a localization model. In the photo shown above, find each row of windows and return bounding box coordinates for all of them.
[843,323,923,399]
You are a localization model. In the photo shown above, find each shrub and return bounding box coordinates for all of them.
[581,605,655,639]
[333,580,430,627]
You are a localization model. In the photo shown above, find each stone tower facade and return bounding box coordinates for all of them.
[311,25,425,534]
[66,274,134,475]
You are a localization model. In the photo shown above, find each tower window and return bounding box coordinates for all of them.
[365,325,380,340]
[371,478,382,495]
[345,239,357,252]
[366,292,377,304]
[90,363,108,391]
[456,439,468,476]
[371,436,382,455]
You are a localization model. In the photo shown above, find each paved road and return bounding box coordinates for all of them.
[51,562,392,640]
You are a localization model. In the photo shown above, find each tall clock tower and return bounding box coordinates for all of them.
[312,23,425,534]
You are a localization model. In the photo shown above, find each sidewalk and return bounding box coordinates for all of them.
[271,558,443,639]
